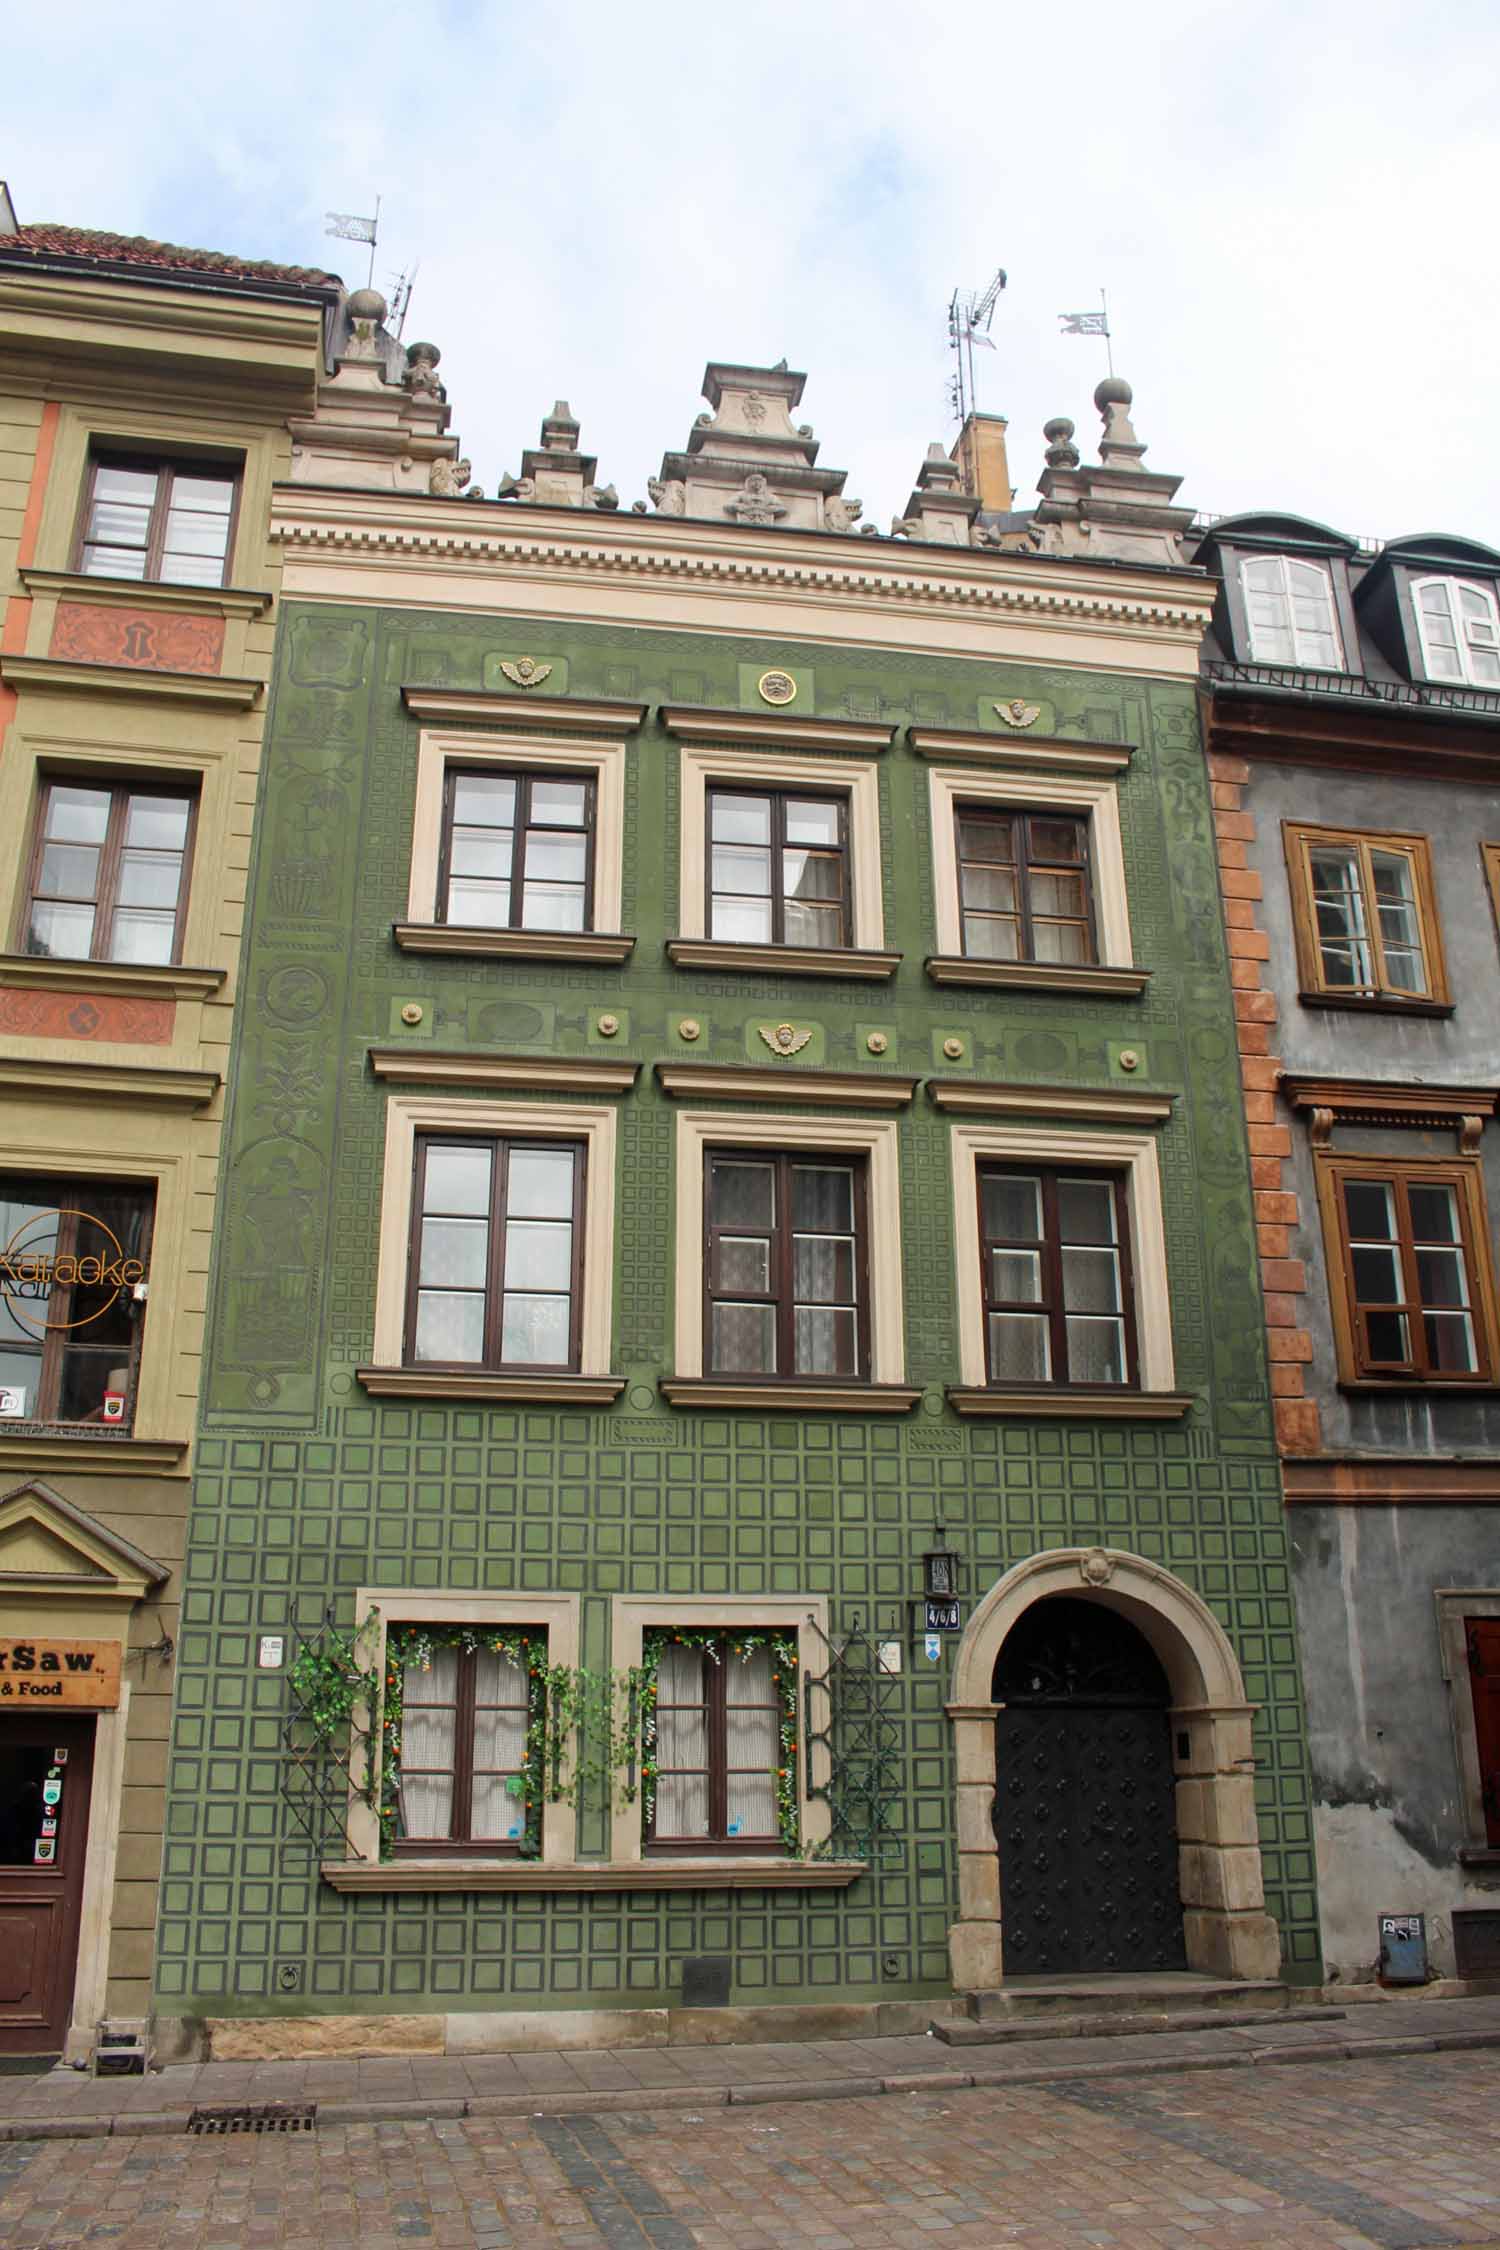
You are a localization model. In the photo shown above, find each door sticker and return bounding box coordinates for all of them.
[33,1838,56,1863]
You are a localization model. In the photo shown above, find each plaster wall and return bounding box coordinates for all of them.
[1287,1502,1500,1978]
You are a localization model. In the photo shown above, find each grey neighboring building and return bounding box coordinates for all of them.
[1194,512,1500,1984]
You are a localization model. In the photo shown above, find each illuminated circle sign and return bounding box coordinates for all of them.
[0,1209,145,1337]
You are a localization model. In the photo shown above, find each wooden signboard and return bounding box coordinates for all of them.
[0,1638,121,1709]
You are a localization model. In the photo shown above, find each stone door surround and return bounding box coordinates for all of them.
[945,1546,1280,1990]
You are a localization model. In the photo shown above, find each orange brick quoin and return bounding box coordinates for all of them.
[1206,748,1320,1458]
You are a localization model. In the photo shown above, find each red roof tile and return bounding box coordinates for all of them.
[5,223,341,289]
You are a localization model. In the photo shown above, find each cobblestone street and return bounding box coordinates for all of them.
[3,2050,1499,2249]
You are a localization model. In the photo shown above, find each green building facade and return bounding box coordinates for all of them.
[151,356,1321,2055]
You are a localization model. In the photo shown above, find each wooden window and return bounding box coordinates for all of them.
[956,807,1095,964]
[648,1634,785,1850]
[705,1151,867,1381]
[0,1179,153,1428]
[1284,823,1447,1005]
[978,1165,1137,1388]
[405,1136,585,1371]
[438,767,595,932]
[389,1629,543,1855]
[1319,1159,1498,1386]
[74,455,238,587]
[1484,844,1500,942]
[1466,1619,1500,1849]
[707,787,850,949]
[1414,578,1500,687]
[23,779,195,966]
[1240,555,1344,670]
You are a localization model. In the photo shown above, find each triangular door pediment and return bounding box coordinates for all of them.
[0,1479,169,1604]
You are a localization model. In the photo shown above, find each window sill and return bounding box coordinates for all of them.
[1458,1848,1500,1870]
[0,1429,188,1475]
[320,1856,867,1893]
[0,654,262,709]
[18,567,272,621]
[947,1385,1195,1420]
[355,1367,626,1405]
[925,956,1150,997]
[0,1055,220,1109]
[1298,989,1454,1018]
[0,952,226,1003]
[666,939,901,981]
[393,923,636,966]
[660,1379,921,1415]
[1337,1380,1500,1396]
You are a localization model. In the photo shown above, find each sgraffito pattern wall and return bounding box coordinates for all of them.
[153,606,1321,2022]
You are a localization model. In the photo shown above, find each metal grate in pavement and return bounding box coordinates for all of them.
[188,2102,317,2135]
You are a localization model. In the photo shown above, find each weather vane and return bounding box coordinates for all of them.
[1058,289,1114,376]
[325,198,381,289]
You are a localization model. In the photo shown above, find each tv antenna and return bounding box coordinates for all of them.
[947,267,1007,436]
[389,261,419,340]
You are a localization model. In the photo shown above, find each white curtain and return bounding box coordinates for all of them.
[399,1646,458,1838]
[654,1644,709,1837]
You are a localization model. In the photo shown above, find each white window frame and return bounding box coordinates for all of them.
[671,1110,906,1384]
[407,726,627,931]
[676,743,885,948]
[370,1094,618,1375]
[929,765,1133,966]
[1413,577,1500,688]
[949,1121,1174,1392]
[608,1595,833,1864]
[346,1586,584,1866]
[1240,554,1345,671]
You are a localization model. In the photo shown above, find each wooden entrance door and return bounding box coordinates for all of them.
[992,1598,1186,1977]
[0,1714,94,2054]
[1469,1618,1500,1846]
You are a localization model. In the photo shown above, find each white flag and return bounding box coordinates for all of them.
[326,211,377,245]
[1059,312,1108,336]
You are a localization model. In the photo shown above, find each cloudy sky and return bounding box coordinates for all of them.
[9,0,1498,543]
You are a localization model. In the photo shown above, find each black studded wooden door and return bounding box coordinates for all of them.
[992,1598,1186,1976]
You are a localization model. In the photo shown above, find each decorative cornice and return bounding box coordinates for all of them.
[355,1369,626,1405]
[0,654,261,709]
[367,1049,639,1095]
[0,953,225,1002]
[909,727,1134,776]
[926,1081,1176,1124]
[660,1379,921,1415]
[925,956,1150,997]
[946,1387,1195,1420]
[661,706,896,754]
[654,1063,918,1109]
[400,688,647,736]
[393,923,635,966]
[0,1433,189,1477]
[270,490,1218,675]
[0,1057,219,1109]
[1282,1074,1497,1145]
[18,568,272,621]
[667,939,901,982]
[321,1857,866,1894]
[1282,1455,1500,1505]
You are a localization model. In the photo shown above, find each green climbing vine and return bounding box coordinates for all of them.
[638,1628,800,1852]
[287,1609,381,1751]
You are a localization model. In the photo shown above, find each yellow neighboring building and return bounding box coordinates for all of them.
[0,195,338,2061]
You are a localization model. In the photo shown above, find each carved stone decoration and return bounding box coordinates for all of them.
[758,1022,813,1057]
[1043,417,1080,471]
[1460,1113,1485,1154]
[428,455,473,497]
[583,483,619,511]
[1079,1546,1115,1587]
[743,392,768,426]
[994,699,1042,729]
[1309,1106,1336,1147]
[499,658,554,690]
[51,603,226,676]
[726,473,789,527]
[757,669,798,707]
[404,341,442,397]
[647,477,687,516]
[824,494,863,533]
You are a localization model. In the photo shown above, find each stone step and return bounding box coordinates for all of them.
[963,1977,1295,2025]
[933,2002,1344,2048]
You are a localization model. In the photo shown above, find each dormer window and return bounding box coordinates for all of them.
[1240,556,1343,670]
[1413,579,1500,686]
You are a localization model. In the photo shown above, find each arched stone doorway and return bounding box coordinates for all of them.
[946,1546,1281,1992]
[992,1597,1185,1975]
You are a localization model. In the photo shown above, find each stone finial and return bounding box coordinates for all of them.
[540,400,581,451]
[347,286,387,324]
[1095,376,1146,470]
[404,341,442,397]
[649,361,858,530]
[498,400,614,507]
[1043,417,1079,471]
[915,441,963,493]
[897,439,982,546]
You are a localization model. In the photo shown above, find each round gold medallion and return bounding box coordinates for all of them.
[757,669,797,707]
